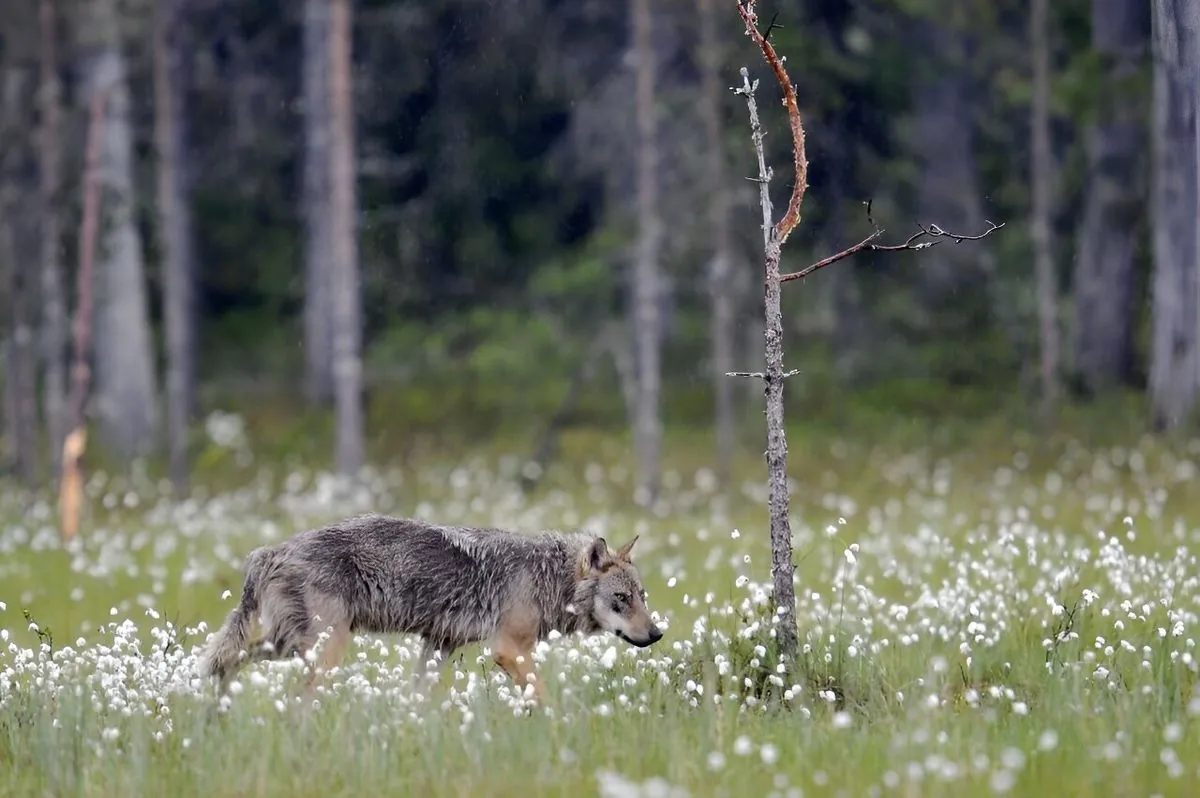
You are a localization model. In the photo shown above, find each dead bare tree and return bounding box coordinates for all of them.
[730,0,1004,658]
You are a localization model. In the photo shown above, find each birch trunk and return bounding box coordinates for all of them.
[76,0,160,461]
[631,0,663,505]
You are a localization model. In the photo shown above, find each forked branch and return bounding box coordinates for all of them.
[736,0,807,245]
[781,201,1006,284]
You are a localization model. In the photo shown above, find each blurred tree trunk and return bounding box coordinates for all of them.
[1071,0,1147,394]
[154,0,197,493]
[1148,0,1200,430]
[1,65,39,486]
[75,0,160,461]
[910,22,998,355]
[39,0,67,478]
[1030,0,1060,423]
[330,0,364,476]
[303,0,334,406]
[631,0,662,505]
[698,0,736,487]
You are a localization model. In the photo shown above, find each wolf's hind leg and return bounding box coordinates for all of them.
[301,621,351,694]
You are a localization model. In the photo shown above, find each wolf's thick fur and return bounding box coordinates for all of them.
[198,513,662,700]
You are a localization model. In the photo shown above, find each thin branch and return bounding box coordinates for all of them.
[736,0,807,245]
[726,369,800,381]
[780,202,1006,284]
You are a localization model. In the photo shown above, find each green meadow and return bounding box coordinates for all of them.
[2,402,1199,797]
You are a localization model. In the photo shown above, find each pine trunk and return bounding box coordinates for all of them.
[1148,0,1200,429]
[1072,0,1147,393]
[699,0,737,487]
[303,0,334,406]
[154,0,197,493]
[39,0,67,477]
[1,65,39,486]
[1030,0,1060,423]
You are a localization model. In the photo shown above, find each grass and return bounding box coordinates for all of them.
[2,403,1200,797]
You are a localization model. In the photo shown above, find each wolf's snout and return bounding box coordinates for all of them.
[647,626,663,644]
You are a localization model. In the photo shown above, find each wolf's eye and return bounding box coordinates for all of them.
[613,592,629,606]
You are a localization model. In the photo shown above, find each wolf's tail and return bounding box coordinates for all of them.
[198,546,273,682]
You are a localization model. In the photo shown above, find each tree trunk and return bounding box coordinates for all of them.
[738,68,798,658]
[1072,0,1148,394]
[631,0,663,506]
[699,0,737,487]
[1148,0,1200,430]
[154,0,197,493]
[61,89,106,544]
[303,0,334,406]
[39,0,68,478]
[329,0,364,477]
[1,66,39,486]
[910,23,999,354]
[1030,0,1061,423]
[76,0,160,461]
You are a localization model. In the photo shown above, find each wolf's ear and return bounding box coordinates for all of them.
[586,537,611,571]
[615,535,639,562]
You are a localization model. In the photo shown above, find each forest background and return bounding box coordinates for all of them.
[0,0,1195,507]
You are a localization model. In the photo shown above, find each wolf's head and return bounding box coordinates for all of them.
[574,535,663,648]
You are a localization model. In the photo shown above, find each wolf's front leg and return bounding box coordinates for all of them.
[493,632,547,704]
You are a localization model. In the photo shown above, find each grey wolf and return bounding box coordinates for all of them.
[198,513,663,702]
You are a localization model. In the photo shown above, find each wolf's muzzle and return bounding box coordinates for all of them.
[619,626,664,648]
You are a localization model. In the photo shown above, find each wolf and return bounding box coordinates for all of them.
[197,513,663,702]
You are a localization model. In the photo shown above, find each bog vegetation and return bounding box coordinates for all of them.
[2,417,1199,797]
